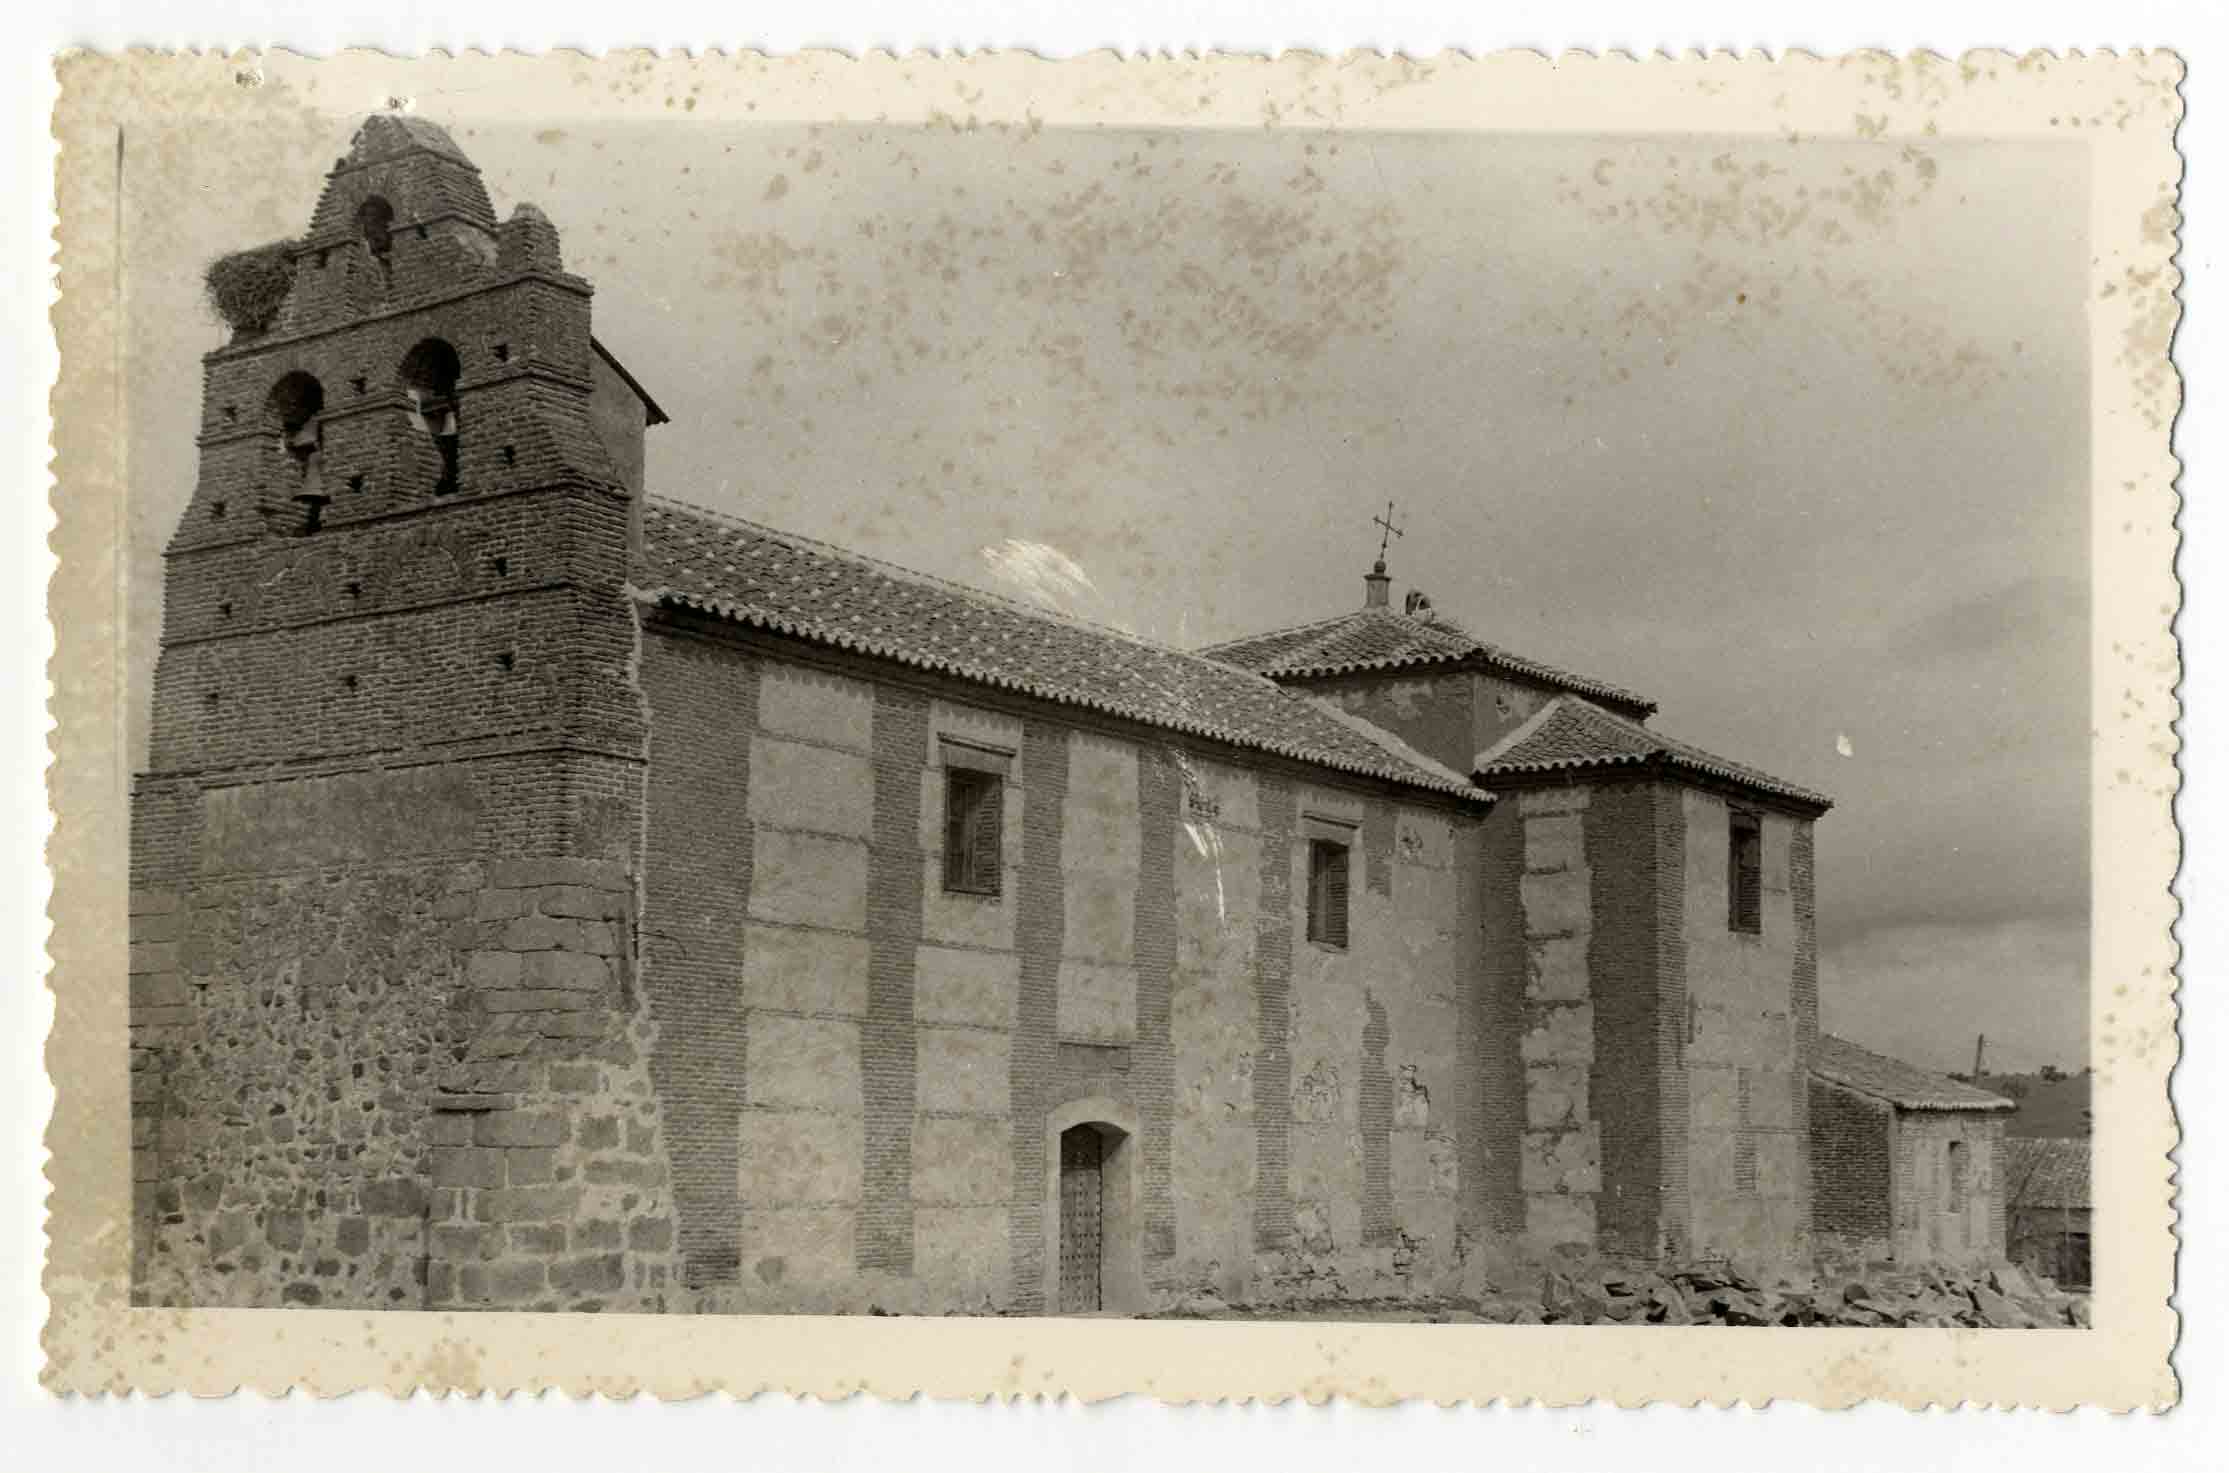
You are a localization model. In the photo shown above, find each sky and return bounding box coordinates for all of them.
[122,112,2093,1075]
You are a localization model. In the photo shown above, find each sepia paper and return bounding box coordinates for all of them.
[44,47,2182,1407]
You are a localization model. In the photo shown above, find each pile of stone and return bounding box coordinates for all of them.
[1495,1261,2088,1329]
[1154,1262,2087,1329]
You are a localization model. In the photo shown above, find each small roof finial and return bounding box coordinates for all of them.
[1365,501,1404,608]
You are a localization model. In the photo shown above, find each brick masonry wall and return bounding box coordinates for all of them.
[1250,777,1297,1256]
[1806,1077,1893,1258]
[860,687,929,1275]
[1132,750,1180,1275]
[636,630,757,1285]
[1650,783,1692,1260]
[1473,804,1529,1238]
[1585,782,1665,1260]
[1789,819,1819,1246]
[1005,722,1068,1310]
[130,134,664,1309]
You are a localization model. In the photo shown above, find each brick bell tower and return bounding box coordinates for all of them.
[129,116,681,1312]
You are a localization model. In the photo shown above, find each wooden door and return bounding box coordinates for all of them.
[1058,1126,1104,1313]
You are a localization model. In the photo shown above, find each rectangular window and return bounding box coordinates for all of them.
[1307,838,1350,949]
[1728,811,1763,934]
[943,767,1004,896]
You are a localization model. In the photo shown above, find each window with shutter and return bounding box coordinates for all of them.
[1729,811,1763,934]
[943,768,1003,897]
[1307,838,1350,949]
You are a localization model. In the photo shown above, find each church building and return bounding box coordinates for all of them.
[128,117,1832,1315]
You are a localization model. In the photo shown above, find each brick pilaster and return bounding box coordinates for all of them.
[1251,777,1296,1252]
[857,686,928,1274]
[1006,722,1067,1308]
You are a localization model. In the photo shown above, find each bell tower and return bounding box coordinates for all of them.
[129,116,679,1312]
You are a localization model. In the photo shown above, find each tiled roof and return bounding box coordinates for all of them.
[1198,605,1656,718]
[636,498,1488,801]
[1812,1036,2016,1113]
[2004,1137,2090,1210]
[1472,694,1833,811]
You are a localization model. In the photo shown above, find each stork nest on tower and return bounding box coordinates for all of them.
[203,239,299,334]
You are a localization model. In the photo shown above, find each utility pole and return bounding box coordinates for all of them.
[1972,1033,1987,1080]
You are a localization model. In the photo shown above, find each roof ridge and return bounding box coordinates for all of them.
[1471,693,1578,769]
[1195,605,1386,657]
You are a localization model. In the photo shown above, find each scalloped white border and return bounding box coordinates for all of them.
[41,47,2183,1408]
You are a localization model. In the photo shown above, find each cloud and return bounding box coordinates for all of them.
[1821,914,2089,1076]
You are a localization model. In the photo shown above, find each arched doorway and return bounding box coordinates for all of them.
[1058,1124,1108,1312]
[1041,1097,1143,1314]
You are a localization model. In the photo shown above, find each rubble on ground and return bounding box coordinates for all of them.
[1150,1261,2089,1328]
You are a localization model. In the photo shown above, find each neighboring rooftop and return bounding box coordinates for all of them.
[2003,1137,2091,1210]
[1472,693,1832,812]
[1198,604,1657,719]
[1812,1036,2015,1113]
[636,497,1489,801]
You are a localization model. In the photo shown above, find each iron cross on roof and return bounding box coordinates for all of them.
[1372,500,1406,562]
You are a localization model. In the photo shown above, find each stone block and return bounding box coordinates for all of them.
[1519,869,1592,939]
[912,944,1018,1029]
[1392,1130,1460,1199]
[747,1016,862,1114]
[475,1184,583,1224]
[743,924,870,1017]
[432,1223,501,1262]
[1524,813,1585,874]
[1289,1123,1362,1202]
[1519,1003,1594,1066]
[523,950,611,991]
[537,885,625,920]
[506,1148,558,1185]
[1524,1191,1597,1250]
[758,665,874,752]
[1525,935,1589,1003]
[750,831,869,932]
[430,1146,507,1189]
[749,736,876,840]
[475,1111,567,1148]
[1057,960,1138,1045]
[1745,1068,1798,1130]
[1061,866,1136,967]
[501,915,588,952]
[919,858,1016,950]
[913,1205,1010,1303]
[488,1260,550,1303]
[550,1252,626,1296]
[360,1179,427,1218]
[910,1116,1012,1205]
[739,1207,856,1286]
[915,1027,1010,1116]
[1690,1063,1740,1130]
[478,989,593,1014]
[1525,1061,1590,1129]
[1521,1125,1602,1195]
[738,1109,863,1204]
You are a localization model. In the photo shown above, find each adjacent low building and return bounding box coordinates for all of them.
[1808,1036,2015,1268]
[2004,1137,2091,1292]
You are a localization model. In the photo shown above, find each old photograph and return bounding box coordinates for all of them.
[43,50,2181,1405]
